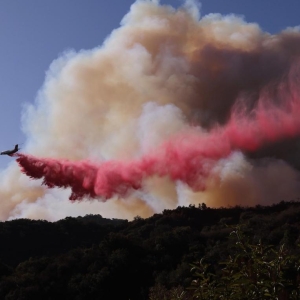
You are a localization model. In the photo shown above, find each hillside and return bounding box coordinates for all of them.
[1,201,300,299]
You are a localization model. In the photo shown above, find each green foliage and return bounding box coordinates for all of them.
[188,226,300,300]
[148,284,190,300]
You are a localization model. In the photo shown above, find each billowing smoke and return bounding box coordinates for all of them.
[15,91,300,200]
[2,0,300,221]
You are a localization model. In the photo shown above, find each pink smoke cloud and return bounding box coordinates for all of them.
[15,84,300,201]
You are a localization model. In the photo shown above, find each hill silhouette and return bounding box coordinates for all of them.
[0,200,300,299]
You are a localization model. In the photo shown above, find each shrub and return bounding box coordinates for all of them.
[188,226,300,299]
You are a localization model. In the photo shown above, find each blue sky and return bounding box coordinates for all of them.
[0,0,299,168]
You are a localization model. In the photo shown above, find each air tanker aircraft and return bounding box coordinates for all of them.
[0,144,20,156]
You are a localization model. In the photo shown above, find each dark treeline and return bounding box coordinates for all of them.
[1,200,300,299]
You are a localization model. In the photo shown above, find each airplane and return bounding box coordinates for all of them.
[0,144,20,156]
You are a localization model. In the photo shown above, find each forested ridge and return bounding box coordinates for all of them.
[1,201,300,299]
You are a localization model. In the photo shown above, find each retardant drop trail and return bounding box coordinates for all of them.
[16,94,300,201]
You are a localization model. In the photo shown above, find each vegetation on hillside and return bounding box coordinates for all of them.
[0,201,300,299]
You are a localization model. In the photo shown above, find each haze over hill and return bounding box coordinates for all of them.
[2,0,300,221]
